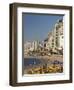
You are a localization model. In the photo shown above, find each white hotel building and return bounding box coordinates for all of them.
[45,19,64,51]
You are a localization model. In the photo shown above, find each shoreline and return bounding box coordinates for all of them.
[23,55,63,71]
[24,54,63,61]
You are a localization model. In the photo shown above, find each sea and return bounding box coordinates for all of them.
[23,58,63,69]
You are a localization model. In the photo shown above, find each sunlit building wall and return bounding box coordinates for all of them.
[32,41,39,51]
[47,19,63,50]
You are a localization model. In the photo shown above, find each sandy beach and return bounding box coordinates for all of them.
[23,55,63,74]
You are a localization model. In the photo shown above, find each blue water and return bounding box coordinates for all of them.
[24,58,63,67]
[24,58,41,66]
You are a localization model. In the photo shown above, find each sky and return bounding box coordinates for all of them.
[22,13,63,43]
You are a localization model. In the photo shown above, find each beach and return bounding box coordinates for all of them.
[23,54,63,74]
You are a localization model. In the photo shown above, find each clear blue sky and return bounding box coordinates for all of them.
[22,13,63,42]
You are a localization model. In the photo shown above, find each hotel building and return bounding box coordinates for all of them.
[46,19,63,51]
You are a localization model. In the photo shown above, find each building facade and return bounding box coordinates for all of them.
[47,19,63,51]
[32,41,39,51]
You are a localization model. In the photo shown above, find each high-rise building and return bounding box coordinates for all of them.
[47,19,63,50]
[55,19,63,49]
[46,32,53,50]
[32,41,39,51]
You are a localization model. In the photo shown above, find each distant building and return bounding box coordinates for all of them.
[24,41,32,55]
[24,41,39,56]
[47,32,53,50]
[43,38,49,50]
[32,41,39,51]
